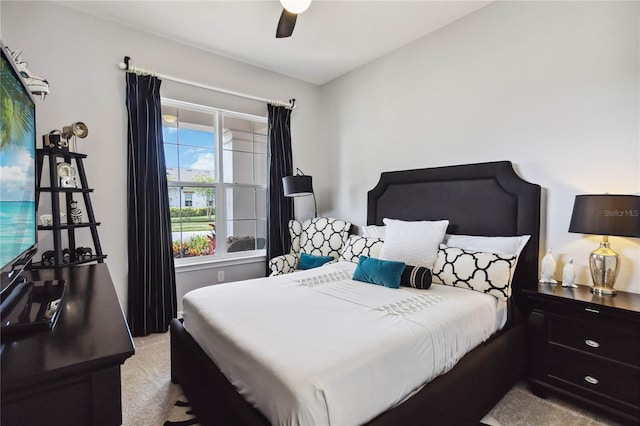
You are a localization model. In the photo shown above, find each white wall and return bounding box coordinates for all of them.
[321,1,640,293]
[1,1,324,309]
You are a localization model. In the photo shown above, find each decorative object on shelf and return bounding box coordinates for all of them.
[41,211,66,225]
[43,130,68,150]
[42,122,88,152]
[569,194,640,296]
[41,250,55,265]
[76,247,93,260]
[61,122,88,152]
[40,214,53,227]
[6,47,49,99]
[69,200,82,224]
[56,162,78,188]
[540,248,558,284]
[561,258,577,288]
[282,168,317,217]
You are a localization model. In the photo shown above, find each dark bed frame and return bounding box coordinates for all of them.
[170,160,541,426]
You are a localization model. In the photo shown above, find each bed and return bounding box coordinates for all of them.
[170,160,541,425]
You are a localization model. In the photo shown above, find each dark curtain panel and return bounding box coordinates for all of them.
[267,104,294,274]
[125,73,177,337]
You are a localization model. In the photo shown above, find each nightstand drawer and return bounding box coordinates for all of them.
[548,345,640,407]
[548,316,640,367]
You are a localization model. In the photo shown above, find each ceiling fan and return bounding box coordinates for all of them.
[276,0,312,38]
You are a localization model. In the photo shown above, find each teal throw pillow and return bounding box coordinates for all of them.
[352,255,406,289]
[298,253,334,270]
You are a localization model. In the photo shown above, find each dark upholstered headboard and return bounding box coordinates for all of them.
[367,161,541,314]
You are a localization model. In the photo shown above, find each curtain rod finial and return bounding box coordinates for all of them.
[119,56,131,71]
[289,99,296,109]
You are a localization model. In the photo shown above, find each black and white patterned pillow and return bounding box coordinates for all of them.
[432,244,516,301]
[400,265,432,289]
[296,217,352,259]
[339,235,384,263]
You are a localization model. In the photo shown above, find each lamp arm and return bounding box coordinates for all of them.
[312,192,318,218]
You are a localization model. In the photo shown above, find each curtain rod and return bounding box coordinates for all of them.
[118,56,296,109]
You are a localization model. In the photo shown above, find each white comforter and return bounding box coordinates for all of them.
[183,262,504,426]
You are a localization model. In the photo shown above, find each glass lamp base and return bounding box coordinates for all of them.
[590,285,617,296]
[588,239,619,297]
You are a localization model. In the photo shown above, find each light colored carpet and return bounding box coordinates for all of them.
[121,331,623,426]
[121,332,183,425]
[480,384,622,426]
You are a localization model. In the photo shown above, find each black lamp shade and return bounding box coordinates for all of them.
[283,175,313,197]
[569,195,640,238]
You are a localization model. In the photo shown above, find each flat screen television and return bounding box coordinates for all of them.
[0,40,38,297]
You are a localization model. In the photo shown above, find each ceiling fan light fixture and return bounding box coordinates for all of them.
[280,0,311,14]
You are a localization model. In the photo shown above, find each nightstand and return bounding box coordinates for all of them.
[524,284,640,424]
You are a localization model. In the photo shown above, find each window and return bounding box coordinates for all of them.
[162,99,267,260]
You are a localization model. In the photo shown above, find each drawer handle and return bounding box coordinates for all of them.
[584,376,599,385]
[584,307,600,314]
[585,339,600,348]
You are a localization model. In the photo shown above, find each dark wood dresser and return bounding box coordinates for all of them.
[525,283,640,424]
[1,264,135,426]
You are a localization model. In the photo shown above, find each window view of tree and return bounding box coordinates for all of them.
[193,172,215,220]
[162,101,267,259]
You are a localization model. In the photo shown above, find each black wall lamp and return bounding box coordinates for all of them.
[282,168,317,217]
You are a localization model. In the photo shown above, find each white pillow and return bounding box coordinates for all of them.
[361,225,386,240]
[444,234,530,256]
[379,218,449,269]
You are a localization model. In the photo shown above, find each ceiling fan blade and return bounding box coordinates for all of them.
[276,9,297,38]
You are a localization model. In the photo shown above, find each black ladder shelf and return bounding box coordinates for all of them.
[33,149,106,269]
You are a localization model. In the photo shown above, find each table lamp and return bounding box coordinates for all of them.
[568,194,640,295]
[282,168,317,217]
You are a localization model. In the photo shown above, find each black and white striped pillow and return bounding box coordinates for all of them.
[400,265,432,290]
